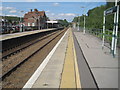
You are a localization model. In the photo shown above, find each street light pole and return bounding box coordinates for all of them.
[20,10,24,32]
[83,14,86,34]
[81,6,86,34]
[77,15,80,31]
[37,15,41,30]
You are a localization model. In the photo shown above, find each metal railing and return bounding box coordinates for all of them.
[78,27,120,49]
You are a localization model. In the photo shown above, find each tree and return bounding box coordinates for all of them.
[58,19,69,27]
[72,2,119,30]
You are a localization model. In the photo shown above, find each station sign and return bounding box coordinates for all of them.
[105,6,117,15]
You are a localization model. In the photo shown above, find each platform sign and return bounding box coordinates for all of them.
[102,5,119,57]
[105,6,117,15]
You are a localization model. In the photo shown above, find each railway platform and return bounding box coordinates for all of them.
[0,28,57,41]
[74,30,118,88]
[23,27,118,89]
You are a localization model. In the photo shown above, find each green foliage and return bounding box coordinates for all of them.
[73,2,120,45]
[73,2,120,30]
[58,19,69,27]
[2,16,23,24]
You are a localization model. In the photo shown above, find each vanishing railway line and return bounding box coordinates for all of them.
[2,28,67,88]
[2,28,64,79]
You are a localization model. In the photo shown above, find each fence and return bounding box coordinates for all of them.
[78,27,120,49]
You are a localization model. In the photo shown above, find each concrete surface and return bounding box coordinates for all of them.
[73,33,98,89]
[74,30,118,88]
[32,29,69,88]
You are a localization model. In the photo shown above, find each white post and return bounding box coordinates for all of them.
[102,11,106,49]
[77,16,80,31]
[79,16,80,31]
[77,23,79,31]
[20,11,24,32]
[111,0,118,56]
[83,15,86,34]
[114,5,119,55]
[20,16,22,32]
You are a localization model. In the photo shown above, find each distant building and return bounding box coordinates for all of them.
[24,9,47,29]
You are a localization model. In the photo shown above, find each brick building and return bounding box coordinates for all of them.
[24,9,47,29]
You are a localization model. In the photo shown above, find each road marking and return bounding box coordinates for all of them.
[22,30,68,89]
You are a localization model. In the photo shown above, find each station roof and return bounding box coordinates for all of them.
[46,21,58,24]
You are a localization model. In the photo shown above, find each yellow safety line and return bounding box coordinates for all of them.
[60,28,81,88]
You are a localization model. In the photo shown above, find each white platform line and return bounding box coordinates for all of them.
[22,30,68,89]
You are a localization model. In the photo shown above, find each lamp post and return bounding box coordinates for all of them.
[77,14,80,31]
[81,6,86,34]
[19,10,24,32]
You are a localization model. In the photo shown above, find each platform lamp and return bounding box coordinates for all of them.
[20,10,24,32]
[80,6,86,34]
[77,14,80,32]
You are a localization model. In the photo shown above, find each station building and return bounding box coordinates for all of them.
[24,9,47,29]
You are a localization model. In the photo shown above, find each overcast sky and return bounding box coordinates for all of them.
[1,2,107,22]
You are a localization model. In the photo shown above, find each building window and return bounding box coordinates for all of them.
[32,23,35,26]
[28,23,30,26]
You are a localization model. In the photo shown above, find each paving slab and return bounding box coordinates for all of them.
[74,31,118,88]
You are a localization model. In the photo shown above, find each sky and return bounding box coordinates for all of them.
[2,0,109,2]
[1,2,107,22]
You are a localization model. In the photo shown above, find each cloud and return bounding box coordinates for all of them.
[53,3,59,6]
[46,12,76,21]
[6,14,18,17]
[51,13,55,15]
[5,7,14,10]
[59,13,76,16]
[9,10,17,13]
[3,7,15,10]
[0,7,2,11]
[2,6,23,17]
[45,10,50,13]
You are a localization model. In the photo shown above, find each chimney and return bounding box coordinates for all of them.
[34,9,38,12]
[30,9,32,12]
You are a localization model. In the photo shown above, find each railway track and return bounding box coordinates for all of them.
[2,28,66,83]
[2,29,61,60]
